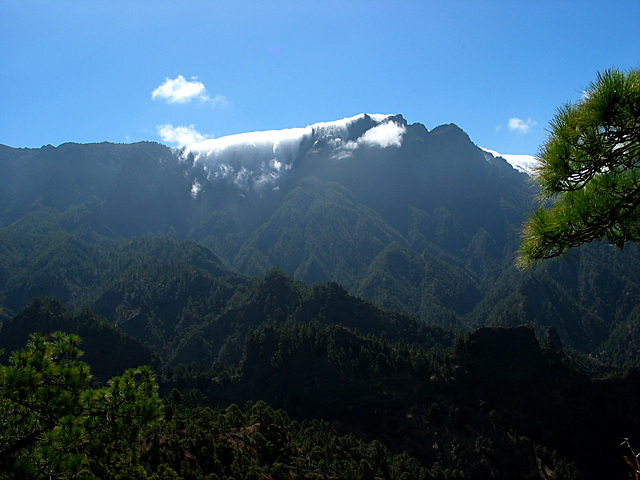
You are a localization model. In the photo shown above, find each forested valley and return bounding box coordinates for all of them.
[1,115,640,479]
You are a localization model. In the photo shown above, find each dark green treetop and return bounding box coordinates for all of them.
[0,332,162,479]
[518,68,640,268]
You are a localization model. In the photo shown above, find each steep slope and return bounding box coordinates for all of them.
[355,242,481,326]
[187,115,535,324]
[469,242,640,353]
[167,268,455,369]
[234,178,405,287]
[0,207,242,322]
[0,115,532,272]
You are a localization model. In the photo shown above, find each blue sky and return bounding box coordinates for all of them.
[1,1,638,155]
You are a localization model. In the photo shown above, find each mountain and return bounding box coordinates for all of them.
[1,114,640,360]
[3,116,640,478]
[183,114,536,319]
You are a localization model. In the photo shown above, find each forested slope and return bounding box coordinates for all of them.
[1,118,640,477]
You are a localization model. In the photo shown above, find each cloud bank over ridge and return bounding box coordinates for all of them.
[180,114,406,191]
[481,147,538,175]
[156,113,535,198]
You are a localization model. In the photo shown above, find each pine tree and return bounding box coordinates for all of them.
[518,68,640,268]
[0,332,162,479]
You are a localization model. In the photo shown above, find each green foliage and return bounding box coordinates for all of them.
[0,297,156,382]
[144,397,432,480]
[164,267,456,370]
[519,68,640,267]
[0,332,162,479]
[1,313,637,478]
[599,304,640,367]
[234,178,404,289]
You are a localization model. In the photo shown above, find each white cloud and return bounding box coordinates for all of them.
[481,147,539,175]
[508,117,537,134]
[157,124,208,146]
[190,180,202,198]
[357,121,406,148]
[180,114,404,188]
[208,93,228,107]
[152,75,225,105]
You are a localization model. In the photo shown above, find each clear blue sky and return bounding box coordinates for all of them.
[1,0,638,155]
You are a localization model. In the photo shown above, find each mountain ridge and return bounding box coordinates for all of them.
[1,113,535,181]
[1,115,639,361]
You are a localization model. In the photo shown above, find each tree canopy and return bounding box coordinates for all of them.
[0,332,162,479]
[518,68,640,268]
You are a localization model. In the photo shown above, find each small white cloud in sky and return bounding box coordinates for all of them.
[508,117,537,134]
[157,124,208,146]
[152,75,226,105]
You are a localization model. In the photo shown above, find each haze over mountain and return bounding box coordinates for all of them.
[1,113,639,362]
